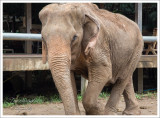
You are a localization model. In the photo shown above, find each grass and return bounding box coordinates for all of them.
[50,94,61,102]
[3,91,157,108]
[77,94,82,101]
[99,92,110,99]
[3,94,62,108]
[3,102,14,108]
[135,91,157,100]
[144,91,157,97]
[135,93,143,99]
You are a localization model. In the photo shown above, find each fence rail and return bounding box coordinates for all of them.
[3,33,157,42]
[3,33,41,41]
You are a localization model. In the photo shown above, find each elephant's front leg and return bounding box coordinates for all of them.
[104,77,129,115]
[82,65,112,115]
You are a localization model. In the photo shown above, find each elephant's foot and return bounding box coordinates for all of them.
[104,106,117,115]
[75,110,81,115]
[86,111,104,115]
[65,110,81,115]
[85,102,105,115]
[85,106,105,115]
[122,105,141,115]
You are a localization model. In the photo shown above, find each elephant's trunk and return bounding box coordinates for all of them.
[47,38,79,115]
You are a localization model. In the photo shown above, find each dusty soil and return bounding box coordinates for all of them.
[3,96,157,115]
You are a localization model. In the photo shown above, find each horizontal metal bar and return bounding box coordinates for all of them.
[143,36,157,42]
[3,33,157,42]
[3,33,42,41]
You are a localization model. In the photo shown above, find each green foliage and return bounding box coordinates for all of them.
[50,94,61,102]
[3,94,62,108]
[3,102,14,108]
[77,94,82,101]
[144,91,157,98]
[135,93,142,100]
[135,91,157,99]
[3,91,157,108]
[32,96,46,104]
[146,92,153,98]
[99,92,110,99]
[3,96,15,108]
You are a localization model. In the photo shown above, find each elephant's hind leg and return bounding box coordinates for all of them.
[82,65,112,115]
[104,41,142,115]
[82,81,106,115]
[122,77,141,115]
[104,77,129,115]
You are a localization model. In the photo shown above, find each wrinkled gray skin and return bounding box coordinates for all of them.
[39,3,143,115]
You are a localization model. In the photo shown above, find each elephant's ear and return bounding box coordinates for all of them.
[42,39,47,64]
[82,14,100,56]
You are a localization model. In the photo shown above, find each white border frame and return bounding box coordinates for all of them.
[0,0,159,118]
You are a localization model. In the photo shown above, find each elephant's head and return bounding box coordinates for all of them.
[39,3,100,114]
[39,3,100,63]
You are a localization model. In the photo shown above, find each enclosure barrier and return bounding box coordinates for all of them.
[3,33,157,42]
[3,33,41,41]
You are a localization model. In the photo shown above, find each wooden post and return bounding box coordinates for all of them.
[25,3,32,90]
[81,76,88,96]
[25,3,32,53]
[138,68,143,93]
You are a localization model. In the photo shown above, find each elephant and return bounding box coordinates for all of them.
[39,3,144,115]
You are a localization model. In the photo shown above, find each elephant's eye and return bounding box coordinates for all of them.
[72,35,77,41]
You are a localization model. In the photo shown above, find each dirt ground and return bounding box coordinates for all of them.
[3,96,157,115]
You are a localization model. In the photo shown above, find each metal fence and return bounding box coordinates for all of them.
[3,33,157,42]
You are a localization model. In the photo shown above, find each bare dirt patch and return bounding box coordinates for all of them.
[3,96,157,115]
